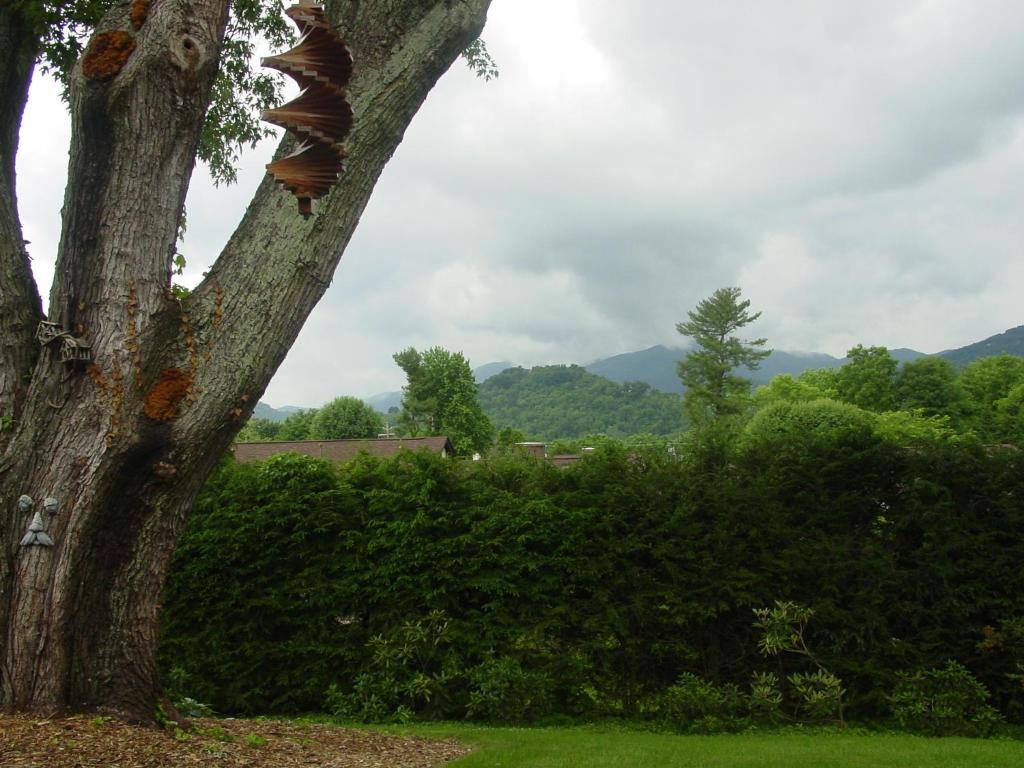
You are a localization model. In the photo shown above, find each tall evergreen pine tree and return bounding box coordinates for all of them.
[676,287,770,422]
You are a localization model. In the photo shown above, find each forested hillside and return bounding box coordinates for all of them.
[939,325,1024,367]
[477,365,685,439]
[252,403,305,422]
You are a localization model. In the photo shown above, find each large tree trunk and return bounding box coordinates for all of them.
[0,0,491,720]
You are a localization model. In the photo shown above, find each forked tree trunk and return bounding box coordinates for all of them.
[0,0,491,720]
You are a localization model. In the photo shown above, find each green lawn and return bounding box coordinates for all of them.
[383,724,1024,768]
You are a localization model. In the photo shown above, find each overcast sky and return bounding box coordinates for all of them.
[16,0,1024,407]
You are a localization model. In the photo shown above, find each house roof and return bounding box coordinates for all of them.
[231,436,454,464]
[513,442,547,459]
[549,454,582,468]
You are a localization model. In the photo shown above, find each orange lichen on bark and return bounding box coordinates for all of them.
[82,30,136,81]
[144,369,192,422]
[130,0,151,29]
[86,364,111,393]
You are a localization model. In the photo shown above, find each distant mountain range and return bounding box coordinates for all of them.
[585,347,843,393]
[583,346,925,394]
[254,325,1024,418]
[363,390,404,414]
[252,403,305,423]
[474,361,514,383]
[493,326,1020,396]
[937,325,1024,367]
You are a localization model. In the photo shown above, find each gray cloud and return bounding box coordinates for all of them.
[16,0,1024,406]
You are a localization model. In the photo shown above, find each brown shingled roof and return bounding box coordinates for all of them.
[231,436,454,464]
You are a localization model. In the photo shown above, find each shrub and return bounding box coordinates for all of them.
[753,601,846,726]
[649,673,748,733]
[788,670,845,723]
[466,657,554,723]
[977,617,1024,723]
[888,661,1004,737]
[748,672,783,724]
[327,611,465,722]
[740,399,877,458]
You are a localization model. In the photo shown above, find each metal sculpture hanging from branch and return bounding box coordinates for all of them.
[261,0,354,219]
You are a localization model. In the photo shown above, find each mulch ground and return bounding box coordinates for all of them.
[0,715,470,768]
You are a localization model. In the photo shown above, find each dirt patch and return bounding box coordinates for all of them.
[0,715,469,768]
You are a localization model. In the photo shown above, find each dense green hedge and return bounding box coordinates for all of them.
[160,417,1024,724]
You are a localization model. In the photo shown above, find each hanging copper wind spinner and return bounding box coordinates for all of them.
[261,1,353,218]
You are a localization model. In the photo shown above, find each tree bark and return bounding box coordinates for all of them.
[0,0,491,720]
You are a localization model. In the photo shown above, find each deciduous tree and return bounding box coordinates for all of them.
[394,346,493,455]
[276,408,316,441]
[958,354,1024,441]
[835,345,898,412]
[894,356,963,419]
[0,0,492,719]
[310,396,383,440]
[235,415,281,442]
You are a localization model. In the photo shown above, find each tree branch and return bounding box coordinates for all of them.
[181,0,491,437]
[48,0,230,359]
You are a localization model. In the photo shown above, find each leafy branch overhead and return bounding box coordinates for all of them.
[461,38,498,81]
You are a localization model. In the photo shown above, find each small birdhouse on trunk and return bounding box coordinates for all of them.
[36,321,93,367]
[59,335,92,365]
[35,321,63,346]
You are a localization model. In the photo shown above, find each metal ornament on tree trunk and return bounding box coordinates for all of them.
[20,512,54,548]
[36,321,92,367]
[18,496,54,548]
[261,1,354,218]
